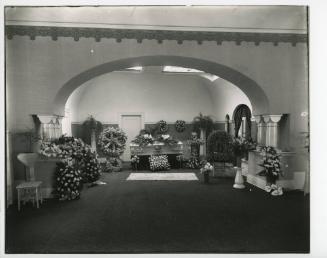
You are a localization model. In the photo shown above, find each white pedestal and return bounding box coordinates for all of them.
[233,167,245,189]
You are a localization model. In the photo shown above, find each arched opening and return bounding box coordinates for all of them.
[232,104,252,138]
[53,55,270,116]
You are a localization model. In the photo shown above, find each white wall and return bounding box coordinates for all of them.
[65,69,251,126]
[205,77,252,119]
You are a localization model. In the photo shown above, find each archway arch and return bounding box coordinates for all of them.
[232,104,252,138]
[53,55,270,115]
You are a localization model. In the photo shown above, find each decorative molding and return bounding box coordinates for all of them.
[6,25,307,46]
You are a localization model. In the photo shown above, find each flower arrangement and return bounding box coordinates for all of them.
[40,136,101,200]
[258,146,283,193]
[233,137,257,156]
[98,127,127,157]
[99,160,113,173]
[149,155,170,171]
[186,155,201,169]
[187,132,204,146]
[175,120,186,132]
[200,161,214,174]
[132,133,154,146]
[200,160,213,183]
[131,155,140,164]
[155,134,178,146]
[78,148,101,183]
[158,120,169,133]
[131,155,140,170]
[55,160,83,201]
[39,141,62,158]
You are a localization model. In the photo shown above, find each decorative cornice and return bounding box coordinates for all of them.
[5,25,307,46]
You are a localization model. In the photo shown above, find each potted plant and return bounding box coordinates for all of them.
[192,113,214,156]
[258,146,283,196]
[82,115,103,151]
[200,160,213,184]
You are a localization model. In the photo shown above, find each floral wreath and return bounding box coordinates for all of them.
[158,120,168,133]
[175,120,186,132]
[98,127,127,157]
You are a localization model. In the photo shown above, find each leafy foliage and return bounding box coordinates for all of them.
[82,115,103,132]
[207,130,234,162]
[192,113,214,136]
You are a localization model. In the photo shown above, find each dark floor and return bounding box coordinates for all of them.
[6,170,309,254]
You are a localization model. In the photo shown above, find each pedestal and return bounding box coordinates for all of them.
[233,167,245,189]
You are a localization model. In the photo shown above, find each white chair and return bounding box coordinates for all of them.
[16,153,43,211]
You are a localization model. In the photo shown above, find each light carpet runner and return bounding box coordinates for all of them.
[126,173,199,181]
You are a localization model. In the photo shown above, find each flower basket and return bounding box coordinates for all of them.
[202,170,210,183]
[200,162,213,184]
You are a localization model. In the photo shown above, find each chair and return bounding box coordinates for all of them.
[16,181,43,211]
[16,153,43,211]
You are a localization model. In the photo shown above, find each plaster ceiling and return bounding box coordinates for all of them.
[5,6,307,34]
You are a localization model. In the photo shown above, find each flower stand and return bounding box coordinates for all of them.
[233,167,245,189]
[203,171,210,184]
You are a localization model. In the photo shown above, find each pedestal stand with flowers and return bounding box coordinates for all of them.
[98,127,127,172]
[258,146,284,196]
[186,132,203,169]
[200,161,213,184]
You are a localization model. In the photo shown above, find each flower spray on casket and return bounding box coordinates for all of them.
[258,146,283,196]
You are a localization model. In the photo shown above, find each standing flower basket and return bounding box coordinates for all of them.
[258,146,283,196]
[200,161,214,184]
[98,127,127,171]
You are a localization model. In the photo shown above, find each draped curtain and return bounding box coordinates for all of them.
[233,104,252,138]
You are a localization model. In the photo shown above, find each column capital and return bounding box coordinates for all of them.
[36,115,56,124]
[253,115,263,124]
[35,114,63,124]
[269,114,283,123]
[263,114,283,123]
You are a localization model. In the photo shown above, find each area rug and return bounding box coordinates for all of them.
[126,173,199,181]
